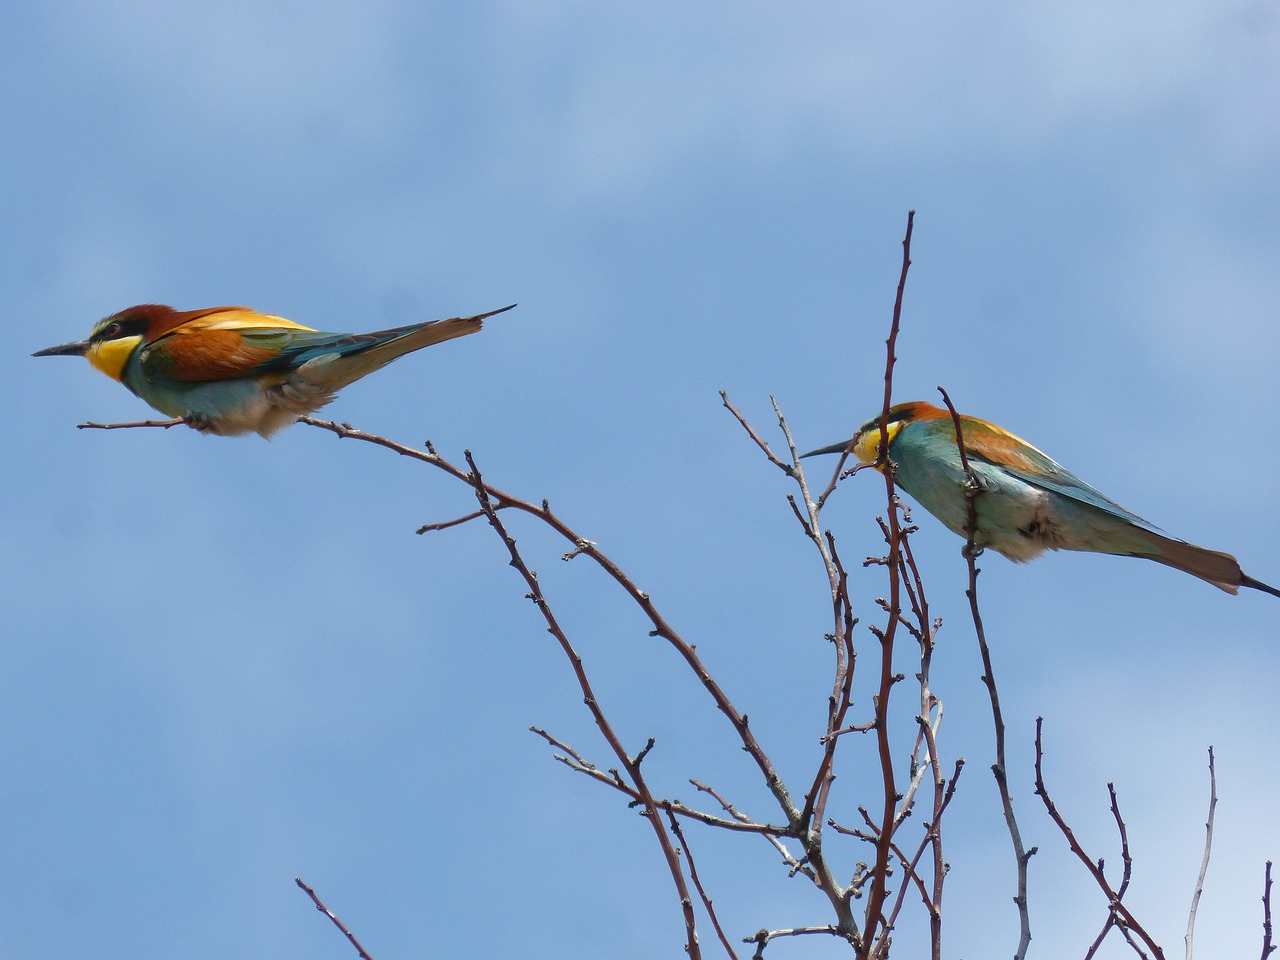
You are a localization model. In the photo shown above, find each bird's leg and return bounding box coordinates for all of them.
[182,413,214,432]
[960,474,985,559]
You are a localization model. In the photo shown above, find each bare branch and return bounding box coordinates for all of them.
[937,384,1035,959]
[300,417,803,838]
[666,810,742,960]
[883,758,966,950]
[860,209,916,957]
[1034,718,1165,959]
[462,450,703,959]
[691,779,814,880]
[415,508,494,533]
[1084,782,1138,960]
[744,925,855,958]
[77,417,185,430]
[1263,861,1276,960]
[295,877,376,960]
[530,727,791,835]
[1185,747,1217,960]
[720,391,794,475]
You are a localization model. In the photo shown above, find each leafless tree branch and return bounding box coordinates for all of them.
[1185,747,1217,960]
[937,384,1037,958]
[295,877,376,960]
[1035,718,1164,958]
[1263,861,1276,960]
[70,212,1248,960]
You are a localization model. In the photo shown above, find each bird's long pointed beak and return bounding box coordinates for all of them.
[32,339,91,358]
[475,303,517,321]
[799,438,856,459]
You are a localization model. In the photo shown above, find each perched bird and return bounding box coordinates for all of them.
[803,401,1280,597]
[33,302,515,437]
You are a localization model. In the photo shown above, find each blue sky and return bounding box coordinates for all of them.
[4,2,1278,957]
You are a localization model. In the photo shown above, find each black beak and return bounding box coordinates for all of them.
[799,438,857,459]
[32,340,91,358]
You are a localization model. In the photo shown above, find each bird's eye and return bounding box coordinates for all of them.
[102,322,122,338]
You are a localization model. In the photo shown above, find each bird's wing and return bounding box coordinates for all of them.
[953,417,1162,532]
[141,306,512,383]
[140,326,317,382]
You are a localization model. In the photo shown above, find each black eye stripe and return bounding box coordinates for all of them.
[94,316,148,342]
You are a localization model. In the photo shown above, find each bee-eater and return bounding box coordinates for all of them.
[803,401,1280,597]
[33,303,515,437]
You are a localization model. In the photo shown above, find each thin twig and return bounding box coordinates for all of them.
[666,810,742,960]
[76,417,185,430]
[295,877,376,960]
[861,209,916,959]
[298,417,803,837]
[1034,718,1164,959]
[720,395,862,937]
[894,517,948,960]
[416,508,492,533]
[1185,747,1217,960]
[719,392,793,475]
[883,759,966,948]
[1263,861,1276,960]
[463,450,702,959]
[1084,782,1137,960]
[530,726,791,834]
[937,385,1035,960]
[691,779,814,880]
[744,925,853,958]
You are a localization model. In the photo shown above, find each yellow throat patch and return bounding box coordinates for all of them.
[87,334,142,382]
[852,418,904,465]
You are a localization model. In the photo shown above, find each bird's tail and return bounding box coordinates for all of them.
[1127,527,1280,597]
[373,303,516,362]
[306,304,516,392]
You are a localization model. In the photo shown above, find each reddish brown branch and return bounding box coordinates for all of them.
[1034,718,1164,959]
[462,450,702,958]
[415,508,494,533]
[666,810,742,960]
[1083,782,1138,959]
[860,209,916,957]
[298,418,802,831]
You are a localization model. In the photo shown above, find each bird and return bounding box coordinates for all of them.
[33,302,515,437]
[802,400,1280,597]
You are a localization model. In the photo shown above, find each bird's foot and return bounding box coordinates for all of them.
[961,542,985,560]
[182,414,214,432]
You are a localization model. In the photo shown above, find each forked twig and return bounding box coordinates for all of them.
[462,450,702,959]
[1034,718,1164,959]
[1083,782,1137,959]
[666,810,742,960]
